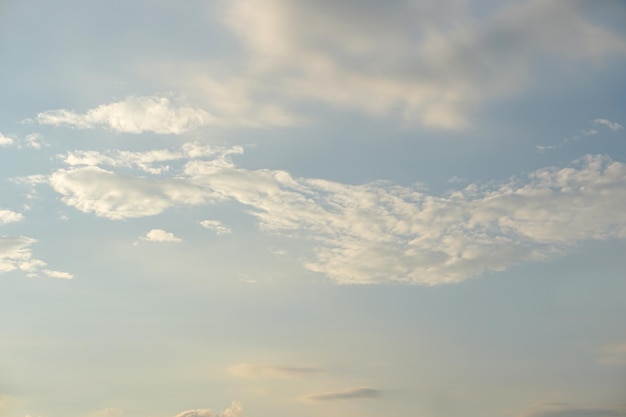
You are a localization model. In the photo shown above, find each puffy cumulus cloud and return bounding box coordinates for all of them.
[228,363,323,378]
[0,236,72,279]
[36,96,214,134]
[140,229,183,243]
[175,401,243,417]
[47,144,626,285]
[218,0,626,129]
[200,220,231,236]
[0,132,15,146]
[183,154,626,285]
[0,209,23,225]
[517,402,626,417]
[49,166,213,220]
[301,387,381,402]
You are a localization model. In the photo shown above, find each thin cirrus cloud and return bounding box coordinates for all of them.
[175,401,243,417]
[34,143,626,285]
[228,363,323,378]
[140,229,183,243]
[213,0,626,129]
[35,96,214,134]
[301,387,381,402]
[598,343,626,366]
[517,402,626,417]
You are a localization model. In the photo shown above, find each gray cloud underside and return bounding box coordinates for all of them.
[45,145,626,285]
[302,387,381,402]
[519,402,626,417]
[178,0,626,129]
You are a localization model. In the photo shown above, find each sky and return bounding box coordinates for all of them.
[1,1,626,416]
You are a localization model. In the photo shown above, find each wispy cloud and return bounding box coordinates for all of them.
[301,387,381,402]
[593,118,624,132]
[61,143,243,175]
[598,343,626,366]
[516,402,626,417]
[0,236,72,279]
[200,220,231,236]
[139,229,183,243]
[175,401,242,417]
[536,119,624,153]
[228,363,323,378]
[36,96,213,134]
[41,143,626,285]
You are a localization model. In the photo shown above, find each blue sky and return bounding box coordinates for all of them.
[1,1,626,417]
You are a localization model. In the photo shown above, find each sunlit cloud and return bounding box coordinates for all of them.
[36,96,214,134]
[49,166,212,220]
[175,401,242,417]
[0,132,14,146]
[301,387,381,402]
[41,143,626,285]
[0,209,23,225]
[0,236,72,279]
[200,220,231,236]
[139,229,183,243]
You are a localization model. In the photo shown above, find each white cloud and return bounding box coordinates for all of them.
[228,363,323,378]
[301,387,381,402]
[215,0,626,129]
[36,96,214,134]
[200,220,231,236]
[61,143,243,175]
[43,269,74,280]
[593,118,624,132]
[23,133,47,150]
[175,401,242,417]
[0,236,71,279]
[537,119,624,153]
[48,144,626,285]
[517,402,626,417]
[49,166,212,220]
[0,209,23,225]
[0,132,15,146]
[140,229,183,243]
